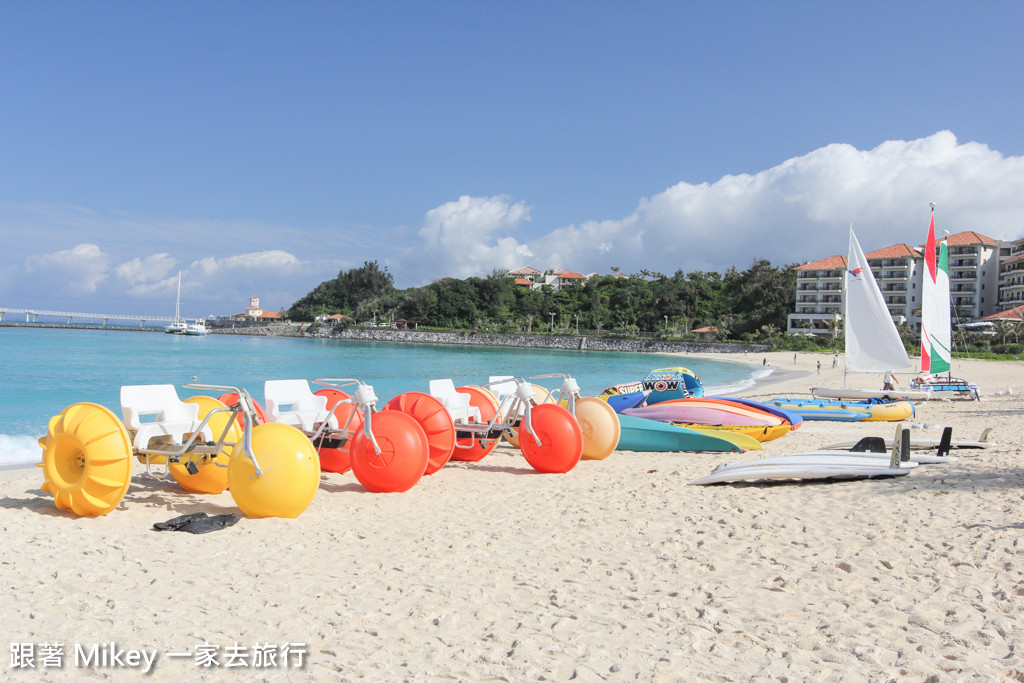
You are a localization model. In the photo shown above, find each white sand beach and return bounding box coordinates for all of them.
[2,352,1023,681]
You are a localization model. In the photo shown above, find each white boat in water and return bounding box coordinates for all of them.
[165,272,186,334]
[164,272,205,336]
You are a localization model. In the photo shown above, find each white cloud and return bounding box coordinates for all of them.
[115,253,177,287]
[25,243,111,294]
[394,195,535,282]
[393,131,1024,284]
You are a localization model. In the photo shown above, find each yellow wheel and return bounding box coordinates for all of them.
[169,396,240,494]
[38,402,133,516]
[227,422,320,518]
[575,397,621,460]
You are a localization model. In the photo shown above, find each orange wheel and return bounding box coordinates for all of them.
[313,388,363,474]
[503,385,551,450]
[217,392,268,427]
[520,403,583,474]
[350,411,428,492]
[384,392,455,474]
[450,385,500,462]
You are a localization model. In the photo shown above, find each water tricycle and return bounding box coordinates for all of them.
[468,374,620,465]
[38,383,321,519]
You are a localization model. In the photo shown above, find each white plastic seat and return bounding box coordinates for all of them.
[428,379,481,423]
[488,376,521,417]
[120,384,211,451]
[264,379,337,432]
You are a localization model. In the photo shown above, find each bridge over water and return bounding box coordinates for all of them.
[0,307,177,327]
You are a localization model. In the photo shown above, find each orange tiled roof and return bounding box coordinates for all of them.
[555,270,585,279]
[693,326,719,333]
[514,278,533,286]
[865,244,921,259]
[944,231,997,246]
[796,255,847,271]
[1003,252,1024,264]
[509,266,541,276]
[982,305,1024,321]
[261,311,280,318]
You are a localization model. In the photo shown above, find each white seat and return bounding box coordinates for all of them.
[121,384,211,451]
[264,379,337,432]
[428,379,481,423]
[488,376,521,417]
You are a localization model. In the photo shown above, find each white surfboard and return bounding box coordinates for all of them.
[688,460,913,485]
[811,386,933,401]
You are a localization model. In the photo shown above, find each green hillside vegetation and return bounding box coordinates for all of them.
[286,260,808,345]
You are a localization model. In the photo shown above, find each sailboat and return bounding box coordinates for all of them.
[810,228,930,401]
[911,206,980,399]
[164,272,188,334]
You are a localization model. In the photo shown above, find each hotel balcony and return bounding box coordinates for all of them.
[950,259,978,269]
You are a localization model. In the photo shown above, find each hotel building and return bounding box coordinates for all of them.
[787,231,1004,337]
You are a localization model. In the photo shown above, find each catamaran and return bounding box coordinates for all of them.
[910,205,979,399]
[810,227,930,401]
[164,272,187,334]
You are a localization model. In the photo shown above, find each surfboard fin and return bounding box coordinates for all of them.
[978,427,993,443]
[936,427,952,458]
[890,423,902,468]
[850,436,887,453]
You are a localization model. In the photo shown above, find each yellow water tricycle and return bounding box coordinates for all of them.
[38,383,321,519]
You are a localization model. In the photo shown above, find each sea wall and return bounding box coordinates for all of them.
[240,324,768,354]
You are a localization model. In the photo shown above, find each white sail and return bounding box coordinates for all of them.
[920,209,952,374]
[844,228,911,372]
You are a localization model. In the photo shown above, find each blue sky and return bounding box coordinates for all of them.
[2,1,1023,318]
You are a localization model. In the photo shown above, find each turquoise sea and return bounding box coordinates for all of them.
[0,326,767,467]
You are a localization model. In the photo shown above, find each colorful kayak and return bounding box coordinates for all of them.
[616,414,741,452]
[708,397,803,429]
[674,422,792,443]
[766,397,914,422]
[622,400,782,427]
[604,391,647,413]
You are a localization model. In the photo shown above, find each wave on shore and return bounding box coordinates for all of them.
[704,365,776,396]
[1,435,41,469]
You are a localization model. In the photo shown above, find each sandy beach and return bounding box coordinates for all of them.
[2,351,1023,681]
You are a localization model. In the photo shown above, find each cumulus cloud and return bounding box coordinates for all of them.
[115,253,178,290]
[393,131,1024,285]
[394,195,535,282]
[25,243,111,295]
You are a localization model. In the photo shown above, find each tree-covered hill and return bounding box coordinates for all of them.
[286,260,798,339]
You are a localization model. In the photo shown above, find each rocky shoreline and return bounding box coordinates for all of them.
[210,322,767,355]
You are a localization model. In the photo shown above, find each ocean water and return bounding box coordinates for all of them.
[0,326,767,467]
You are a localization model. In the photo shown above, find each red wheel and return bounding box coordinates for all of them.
[350,411,429,493]
[383,392,455,475]
[520,403,583,474]
[450,385,500,462]
[313,388,363,474]
[217,392,268,427]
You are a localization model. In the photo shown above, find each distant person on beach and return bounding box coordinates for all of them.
[832,354,838,368]
[793,353,797,365]
[883,370,898,391]
[817,360,821,375]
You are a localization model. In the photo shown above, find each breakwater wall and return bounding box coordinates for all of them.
[210,323,767,355]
